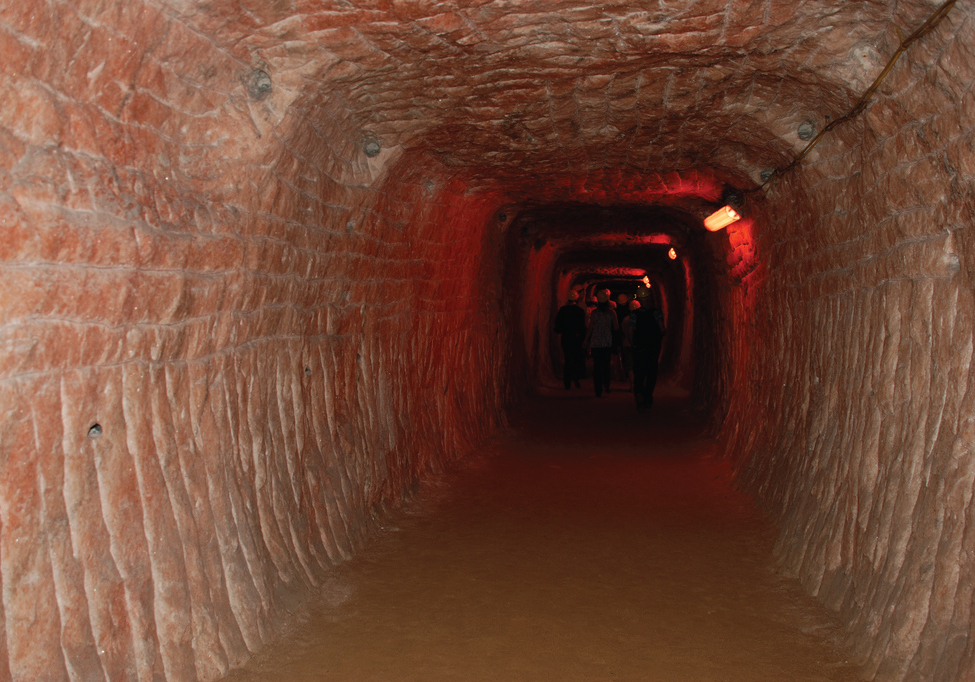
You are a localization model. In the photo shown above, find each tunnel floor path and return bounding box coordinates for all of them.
[224,383,863,682]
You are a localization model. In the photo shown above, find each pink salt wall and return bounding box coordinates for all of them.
[2,0,975,681]
[0,4,511,679]
[724,16,975,681]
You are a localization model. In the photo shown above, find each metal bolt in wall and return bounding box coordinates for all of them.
[363,140,381,157]
[246,69,272,100]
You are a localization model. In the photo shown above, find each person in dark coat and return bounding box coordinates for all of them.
[629,296,665,409]
[554,290,587,389]
[584,290,619,397]
[616,293,632,386]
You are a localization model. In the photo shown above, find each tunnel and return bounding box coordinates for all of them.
[2,0,974,680]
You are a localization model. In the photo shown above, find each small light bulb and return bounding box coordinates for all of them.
[668,247,677,260]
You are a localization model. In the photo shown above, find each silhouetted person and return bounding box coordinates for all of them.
[584,288,597,327]
[554,291,586,389]
[616,293,632,385]
[629,298,665,410]
[616,293,630,319]
[584,290,619,397]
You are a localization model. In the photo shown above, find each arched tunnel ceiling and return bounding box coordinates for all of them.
[517,204,697,246]
[517,205,696,273]
[520,205,713,304]
[572,267,651,279]
[558,248,682,283]
[180,0,936,186]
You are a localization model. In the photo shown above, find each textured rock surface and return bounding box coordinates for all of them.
[1,0,974,680]
[726,23,975,680]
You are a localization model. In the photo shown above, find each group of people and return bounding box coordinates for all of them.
[553,287,665,409]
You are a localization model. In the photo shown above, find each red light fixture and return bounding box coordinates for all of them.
[668,247,677,260]
[704,205,741,231]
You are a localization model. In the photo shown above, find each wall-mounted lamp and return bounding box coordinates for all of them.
[704,205,741,231]
[704,186,745,231]
[668,247,677,260]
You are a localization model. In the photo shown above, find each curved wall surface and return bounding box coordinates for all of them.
[1,1,974,680]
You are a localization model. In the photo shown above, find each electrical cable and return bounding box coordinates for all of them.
[760,0,960,195]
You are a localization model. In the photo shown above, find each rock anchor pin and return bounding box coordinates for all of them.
[363,140,381,158]
[246,69,272,101]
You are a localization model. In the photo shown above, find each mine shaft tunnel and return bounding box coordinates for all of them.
[2,1,975,681]
[507,203,716,402]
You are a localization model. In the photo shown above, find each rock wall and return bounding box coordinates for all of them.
[3,0,975,680]
[0,3,512,679]
[724,13,975,681]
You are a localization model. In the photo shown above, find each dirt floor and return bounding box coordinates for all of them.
[223,382,864,682]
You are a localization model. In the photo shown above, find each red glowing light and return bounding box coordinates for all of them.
[704,205,741,231]
[668,247,677,260]
[642,275,651,287]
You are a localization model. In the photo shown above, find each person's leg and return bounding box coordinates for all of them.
[645,345,661,406]
[576,344,586,387]
[632,349,648,406]
[593,348,609,396]
[572,345,583,387]
[591,348,601,396]
[602,349,612,394]
[561,340,572,389]
[621,347,632,388]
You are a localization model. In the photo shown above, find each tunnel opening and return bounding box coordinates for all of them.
[501,198,752,426]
